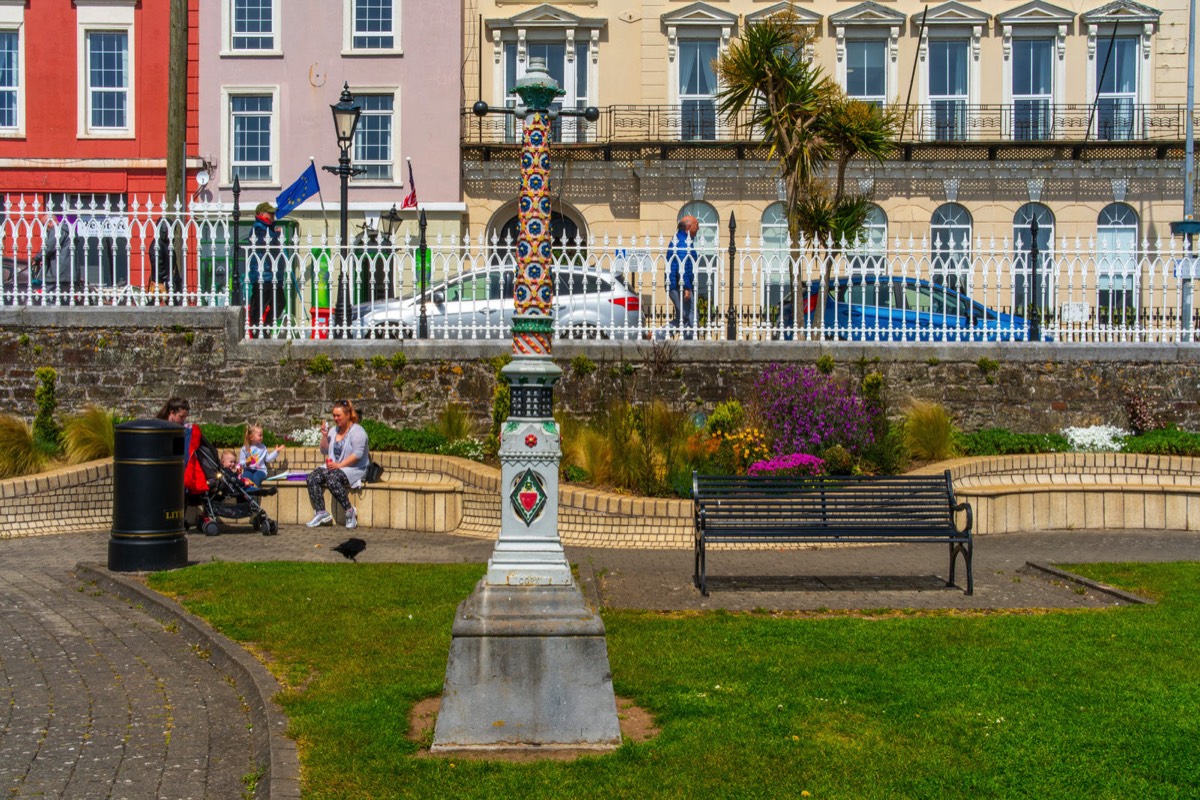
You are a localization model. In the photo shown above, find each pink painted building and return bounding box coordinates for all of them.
[197,0,464,237]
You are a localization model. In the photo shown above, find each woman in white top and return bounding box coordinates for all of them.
[305,399,371,529]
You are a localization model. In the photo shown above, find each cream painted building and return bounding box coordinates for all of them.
[462,0,1197,257]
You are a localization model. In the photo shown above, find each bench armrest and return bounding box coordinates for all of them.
[952,501,973,535]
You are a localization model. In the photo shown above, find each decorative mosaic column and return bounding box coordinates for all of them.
[487,73,571,586]
[433,59,620,752]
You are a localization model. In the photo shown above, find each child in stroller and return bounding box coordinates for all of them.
[185,436,279,536]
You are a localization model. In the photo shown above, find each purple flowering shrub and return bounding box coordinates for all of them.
[753,364,874,456]
[747,453,825,477]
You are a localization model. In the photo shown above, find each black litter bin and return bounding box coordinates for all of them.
[108,419,188,571]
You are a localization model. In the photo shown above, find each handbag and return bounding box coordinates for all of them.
[364,461,385,484]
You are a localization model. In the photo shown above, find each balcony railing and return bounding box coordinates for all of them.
[462,103,1197,146]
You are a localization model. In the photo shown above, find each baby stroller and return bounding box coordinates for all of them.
[185,437,279,536]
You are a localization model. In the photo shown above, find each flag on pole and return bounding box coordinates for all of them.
[274,163,321,220]
[400,157,418,209]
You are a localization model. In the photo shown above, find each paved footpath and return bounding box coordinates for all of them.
[0,566,254,800]
[0,525,1197,799]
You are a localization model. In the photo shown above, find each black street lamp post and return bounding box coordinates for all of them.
[727,212,737,341]
[322,83,365,335]
[379,203,430,338]
[417,208,429,339]
[1028,218,1041,342]
[231,175,241,304]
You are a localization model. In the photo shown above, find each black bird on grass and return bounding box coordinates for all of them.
[332,537,366,562]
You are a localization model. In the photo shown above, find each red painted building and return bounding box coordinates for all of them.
[0,0,199,201]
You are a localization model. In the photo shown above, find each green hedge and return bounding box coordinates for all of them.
[358,419,448,454]
[202,420,449,456]
[956,428,1070,456]
[201,423,285,450]
[1121,426,1200,457]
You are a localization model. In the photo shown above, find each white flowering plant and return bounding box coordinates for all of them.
[1061,425,1130,452]
[440,438,486,462]
[287,427,323,447]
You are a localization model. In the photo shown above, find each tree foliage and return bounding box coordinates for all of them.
[715,9,905,252]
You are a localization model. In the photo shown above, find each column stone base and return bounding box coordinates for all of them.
[431,579,622,752]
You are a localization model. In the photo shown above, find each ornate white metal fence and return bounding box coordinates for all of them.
[2,196,1197,343]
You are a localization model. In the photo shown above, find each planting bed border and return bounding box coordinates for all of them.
[5,452,1198,544]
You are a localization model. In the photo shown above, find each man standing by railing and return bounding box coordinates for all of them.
[668,215,697,340]
[247,202,282,337]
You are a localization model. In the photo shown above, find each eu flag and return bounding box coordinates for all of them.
[275,163,320,220]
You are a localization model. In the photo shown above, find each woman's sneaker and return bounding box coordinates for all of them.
[345,507,358,530]
[306,510,333,527]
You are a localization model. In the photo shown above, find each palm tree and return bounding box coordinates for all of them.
[715,9,832,245]
[816,89,905,207]
[716,7,907,328]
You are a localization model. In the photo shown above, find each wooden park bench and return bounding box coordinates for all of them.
[692,471,974,596]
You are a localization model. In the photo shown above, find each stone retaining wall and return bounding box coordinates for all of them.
[5,307,1200,436]
[912,454,1200,534]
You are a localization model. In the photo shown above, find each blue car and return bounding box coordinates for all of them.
[803,275,1032,342]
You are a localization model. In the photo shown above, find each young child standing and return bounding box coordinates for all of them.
[239,424,285,487]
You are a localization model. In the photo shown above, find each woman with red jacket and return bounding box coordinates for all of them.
[157,397,208,495]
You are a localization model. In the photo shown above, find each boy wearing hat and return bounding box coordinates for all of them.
[248,201,283,336]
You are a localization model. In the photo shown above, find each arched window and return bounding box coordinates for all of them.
[1012,203,1054,312]
[1096,203,1139,320]
[848,204,887,273]
[761,202,790,327]
[489,207,587,268]
[761,202,789,266]
[930,203,972,291]
[680,201,719,252]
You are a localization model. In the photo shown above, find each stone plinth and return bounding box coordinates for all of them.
[430,580,622,752]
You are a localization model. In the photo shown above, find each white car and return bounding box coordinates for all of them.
[350,265,642,339]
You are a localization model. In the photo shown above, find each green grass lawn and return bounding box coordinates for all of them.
[148,562,1200,800]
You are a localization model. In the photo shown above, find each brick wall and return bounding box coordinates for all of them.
[5,450,1198,542]
[0,461,113,538]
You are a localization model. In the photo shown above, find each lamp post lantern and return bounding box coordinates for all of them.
[379,203,400,240]
[432,58,617,753]
[380,203,402,310]
[322,83,366,335]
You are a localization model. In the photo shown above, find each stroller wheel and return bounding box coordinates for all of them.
[202,519,220,537]
[259,517,276,536]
